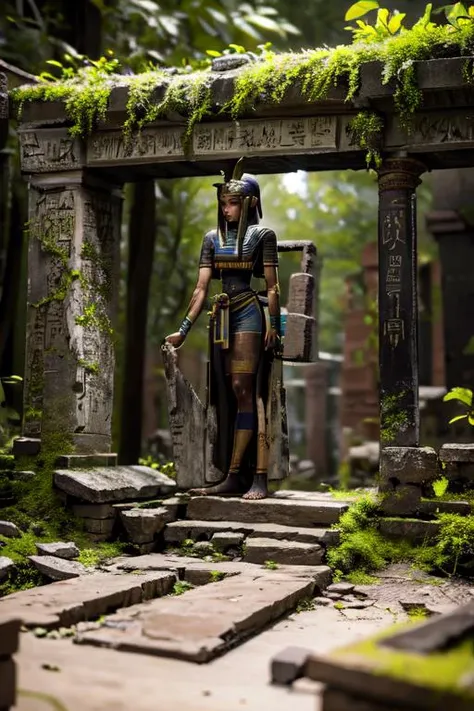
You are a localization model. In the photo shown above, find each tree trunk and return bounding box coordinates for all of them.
[118,180,156,463]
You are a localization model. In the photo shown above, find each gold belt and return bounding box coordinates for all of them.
[211,292,256,349]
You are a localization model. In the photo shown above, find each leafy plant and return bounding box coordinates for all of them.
[443,387,474,425]
[263,560,279,570]
[171,580,193,595]
[432,477,449,498]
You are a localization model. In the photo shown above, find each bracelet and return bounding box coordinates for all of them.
[270,315,280,331]
[178,316,193,337]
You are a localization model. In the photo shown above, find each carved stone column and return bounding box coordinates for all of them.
[19,133,122,453]
[377,157,425,448]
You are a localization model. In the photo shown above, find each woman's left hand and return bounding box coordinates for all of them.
[265,327,278,351]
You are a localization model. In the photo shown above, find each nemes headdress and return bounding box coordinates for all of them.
[214,159,263,255]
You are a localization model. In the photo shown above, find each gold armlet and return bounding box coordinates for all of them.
[268,283,280,296]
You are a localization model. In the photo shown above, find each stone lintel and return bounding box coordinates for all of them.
[12,437,41,457]
[19,127,86,174]
[54,465,176,503]
[379,446,439,485]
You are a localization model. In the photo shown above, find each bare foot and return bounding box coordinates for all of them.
[189,472,246,497]
[242,474,268,500]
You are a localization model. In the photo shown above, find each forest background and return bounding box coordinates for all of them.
[0,0,436,463]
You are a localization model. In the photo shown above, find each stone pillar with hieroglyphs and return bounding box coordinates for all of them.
[19,128,122,453]
[377,158,425,449]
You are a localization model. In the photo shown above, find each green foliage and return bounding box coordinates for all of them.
[347,111,384,167]
[443,386,474,426]
[296,597,317,612]
[345,570,380,585]
[209,570,225,582]
[137,456,176,480]
[432,476,449,498]
[380,392,409,446]
[263,559,279,569]
[77,543,125,568]
[171,580,194,595]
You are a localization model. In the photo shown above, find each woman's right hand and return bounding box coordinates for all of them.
[164,332,185,349]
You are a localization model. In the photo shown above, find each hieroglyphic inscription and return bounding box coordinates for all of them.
[87,116,338,165]
[20,130,80,173]
[387,111,474,151]
[88,127,185,164]
[382,208,406,349]
[193,117,337,155]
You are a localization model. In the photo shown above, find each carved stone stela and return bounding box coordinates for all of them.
[24,177,121,452]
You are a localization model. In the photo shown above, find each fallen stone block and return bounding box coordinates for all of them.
[270,645,311,685]
[120,507,169,544]
[0,557,15,582]
[36,542,80,560]
[0,571,176,629]
[243,538,324,566]
[0,521,21,538]
[28,555,87,581]
[54,465,176,504]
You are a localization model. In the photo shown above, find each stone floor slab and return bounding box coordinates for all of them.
[54,465,176,503]
[187,496,348,528]
[74,572,315,662]
[164,519,340,547]
[0,571,175,628]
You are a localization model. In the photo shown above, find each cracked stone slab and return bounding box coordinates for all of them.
[187,496,348,528]
[36,542,80,560]
[0,571,176,628]
[74,572,316,663]
[29,555,87,581]
[164,519,340,547]
[54,465,176,503]
[243,537,324,566]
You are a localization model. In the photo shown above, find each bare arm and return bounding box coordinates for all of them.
[264,264,281,350]
[165,266,212,348]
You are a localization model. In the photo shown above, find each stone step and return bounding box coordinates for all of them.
[164,519,340,548]
[186,495,348,528]
[243,537,324,566]
[74,565,329,663]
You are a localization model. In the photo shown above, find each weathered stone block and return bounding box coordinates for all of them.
[28,555,87,581]
[287,273,315,316]
[12,437,40,457]
[36,541,80,560]
[120,507,169,544]
[0,521,21,538]
[439,443,474,463]
[379,484,421,516]
[82,518,115,535]
[72,503,116,520]
[243,537,324,566]
[378,518,440,542]
[283,313,316,362]
[380,447,439,485]
[419,499,471,516]
[211,531,245,551]
[54,465,176,503]
[270,645,311,685]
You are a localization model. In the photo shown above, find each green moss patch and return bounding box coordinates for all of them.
[336,631,474,701]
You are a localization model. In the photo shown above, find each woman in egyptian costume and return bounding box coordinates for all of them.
[165,162,283,500]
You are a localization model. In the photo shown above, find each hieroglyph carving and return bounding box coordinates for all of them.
[20,130,82,173]
[87,116,338,165]
[387,111,474,151]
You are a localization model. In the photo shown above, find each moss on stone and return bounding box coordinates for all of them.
[336,633,474,701]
